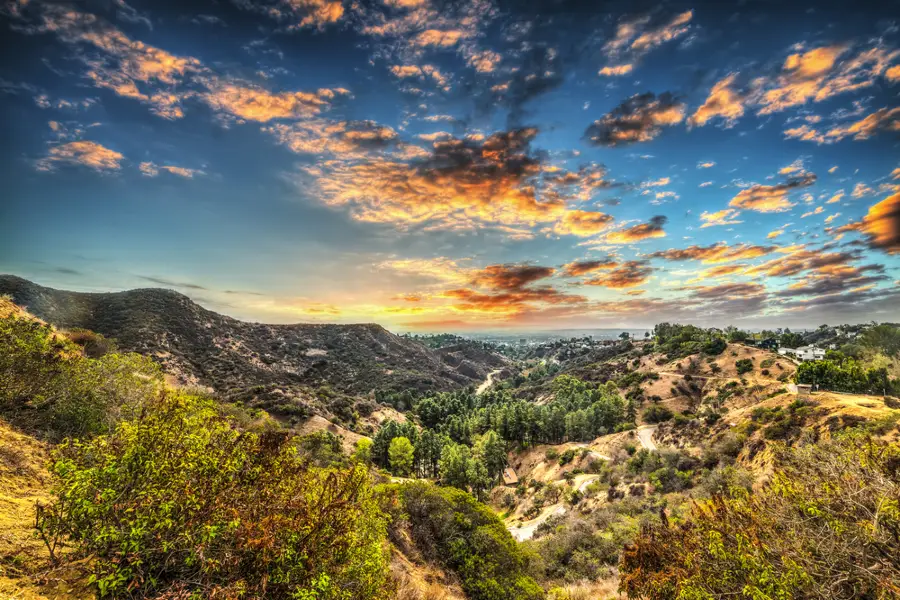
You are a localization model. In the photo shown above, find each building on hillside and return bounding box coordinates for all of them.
[779,345,825,361]
[758,338,779,350]
[796,384,813,397]
[502,467,519,486]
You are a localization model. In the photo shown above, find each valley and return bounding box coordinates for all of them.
[1,281,899,600]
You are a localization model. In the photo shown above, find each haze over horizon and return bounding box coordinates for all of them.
[2,0,899,331]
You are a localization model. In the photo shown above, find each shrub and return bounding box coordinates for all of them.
[642,405,673,423]
[620,433,900,600]
[394,482,544,600]
[558,448,577,466]
[0,311,163,439]
[735,359,754,375]
[37,392,390,599]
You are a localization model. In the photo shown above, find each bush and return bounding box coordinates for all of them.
[558,448,577,466]
[642,405,673,423]
[620,433,900,599]
[735,359,754,375]
[394,482,544,600]
[0,311,163,439]
[37,392,390,599]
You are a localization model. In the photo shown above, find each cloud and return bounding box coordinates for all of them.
[583,261,652,288]
[697,161,716,169]
[604,11,693,60]
[265,119,398,156]
[231,0,344,30]
[688,73,746,128]
[303,128,616,236]
[468,50,501,73]
[686,264,747,283]
[824,212,841,224]
[599,64,633,77]
[36,140,124,172]
[801,206,824,218]
[767,229,784,239]
[137,275,208,290]
[470,264,555,290]
[643,176,670,187]
[561,259,618,277]
[759,45,897,115]
[139,162,204,178]
[648,243,777,264]
[202,81,345,123]
[553,210,615,237]
[837,192,900,254]
[606,216,667,244]
[699,208,742,228]
[584,92,685,146]
[826,190,844,204]
[389,64,449,88]
[785,107,900,144]
[852,182,874,198]
[728,174,816,213]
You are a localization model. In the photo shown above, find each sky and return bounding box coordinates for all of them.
[1,0,899,332]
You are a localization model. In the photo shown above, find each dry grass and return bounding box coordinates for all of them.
[0,420,91,600]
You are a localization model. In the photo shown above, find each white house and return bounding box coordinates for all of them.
[779,345,826,361]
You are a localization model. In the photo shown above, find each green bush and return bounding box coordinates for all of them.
[558,448,577,466]
[735,359,754,375]
[0,310,163,439]
[37,392,390,599]
[642,405,674,423]
[394,482,544,600]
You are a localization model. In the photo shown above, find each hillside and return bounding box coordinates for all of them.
[0,276,506,402]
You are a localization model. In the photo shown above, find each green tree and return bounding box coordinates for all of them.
[388,436,415,476]
[474,430,507,482]
[353,438,373,464]
[438,442,476,490]
[862,324,900,356]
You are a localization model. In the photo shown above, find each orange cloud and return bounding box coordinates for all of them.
[561,259,618,277]
[689,73,746,128]
[36,140,124,172]
[583,261,652,288]
[599,64,633,76]
[629,11,693,54]
[699,208,742,228]
[686,264,747,283]
[826,191,845,204]
[585,92,685,146]
[606,216,667,244]
[553,210,615,237]
[139,162,203,178]
[728,174,816,213]
[470,264,555,291]
[648,243,777,264]
[837,192,900,254]
[801,206,825,218]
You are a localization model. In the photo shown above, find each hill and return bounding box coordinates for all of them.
[0,276,506,403]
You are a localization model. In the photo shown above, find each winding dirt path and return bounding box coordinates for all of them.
[636,425,658,451]
[476,369,502,395]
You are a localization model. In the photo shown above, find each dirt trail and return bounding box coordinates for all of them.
[476,369,501,395]
[509,504,566,541]
[637,425,658,451]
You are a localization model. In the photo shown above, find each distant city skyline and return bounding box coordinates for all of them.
[2,0,899,331]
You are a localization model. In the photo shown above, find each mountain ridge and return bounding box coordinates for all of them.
[0,275,507,404]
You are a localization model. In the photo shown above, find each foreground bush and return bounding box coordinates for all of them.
[0,310,162,438]
[619,432,900,599]
[38,393,391,599]
[390,481,544,600]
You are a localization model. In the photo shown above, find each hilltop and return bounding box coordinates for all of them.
[0,276,507,405]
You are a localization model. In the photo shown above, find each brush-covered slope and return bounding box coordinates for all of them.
[0,275,505,396]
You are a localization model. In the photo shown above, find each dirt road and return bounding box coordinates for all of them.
[509,504,566,541]
[636,425,658,451]
[476,369,501,395]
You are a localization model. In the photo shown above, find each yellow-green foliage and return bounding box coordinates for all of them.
[38,392,391,599]
[390,481,545,600]
[0,309,162,439]
[619,432,900,599]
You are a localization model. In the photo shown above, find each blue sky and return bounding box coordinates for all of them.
[1,0,899,331]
